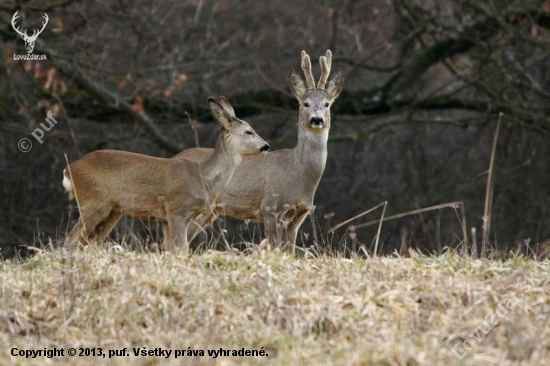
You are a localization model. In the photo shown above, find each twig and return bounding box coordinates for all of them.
[461,203,469,258]
[482,113,503,258]
[328,201,387,233]
[52,94,81,156]
[471,227,478,259]
[436,209,442,255]
[331,201,468,256]
[35,41,183,154]
[309,206,319,250]
[185,111,200,148]
[373,201,387,258]
[352,201,464,231]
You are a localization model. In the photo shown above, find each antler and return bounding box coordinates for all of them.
[317,50,332,89]
[300,51,315,90]
[11,11,26,37]
[300,50,334,90]
[11,11,48,40]
[31,13,49,39]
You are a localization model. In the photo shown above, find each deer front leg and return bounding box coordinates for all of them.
[263,203,300,252]
[264,213,282,249]
[186,214,211,243]
[167,216,190,255]
[282,210,310,254]
[161,221,170,251]
[279,203,313,254]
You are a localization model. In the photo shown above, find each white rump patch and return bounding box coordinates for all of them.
[62,169,72,192]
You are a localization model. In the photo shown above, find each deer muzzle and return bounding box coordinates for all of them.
[310,116,324,128]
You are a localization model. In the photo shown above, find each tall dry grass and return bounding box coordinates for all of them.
[1,246,549,365]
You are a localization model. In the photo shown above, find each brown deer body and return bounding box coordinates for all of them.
[63,97,270,253]
[175,51,344,252]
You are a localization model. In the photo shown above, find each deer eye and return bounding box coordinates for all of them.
[325,103,330,107]
[304,102,309,107]
[246,131,254,135]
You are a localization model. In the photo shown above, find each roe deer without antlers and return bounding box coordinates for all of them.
[175,50,344,253]
[62,97,270,254]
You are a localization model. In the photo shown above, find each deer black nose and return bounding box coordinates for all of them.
[260,144,270,152]
[310,116,323,125]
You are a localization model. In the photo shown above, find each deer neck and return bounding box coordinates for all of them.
[294,126,328,174]
[200,132,242,194]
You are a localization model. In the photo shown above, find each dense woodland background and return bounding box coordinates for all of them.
[1,0,550,258]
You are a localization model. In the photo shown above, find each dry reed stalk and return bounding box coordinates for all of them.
[481,113,503,258]
[185,111,200,148]
[330,201,469,256]
[459,202,469,258]
[471,227,478,259]
[328,202,387,234]
[373,201,387,258]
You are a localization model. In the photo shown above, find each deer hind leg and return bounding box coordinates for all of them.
[66,219,87,247]
[66,204,113,247]
[91,210,122,245]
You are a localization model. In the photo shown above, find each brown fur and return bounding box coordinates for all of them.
[63,97,269,254]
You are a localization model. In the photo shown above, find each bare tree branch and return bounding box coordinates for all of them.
[35,41,185,153]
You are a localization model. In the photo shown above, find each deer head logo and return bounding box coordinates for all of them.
[11,11,49,54]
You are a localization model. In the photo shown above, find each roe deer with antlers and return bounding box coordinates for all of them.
[11,11,48,54]
[175,50,344,253]
[63,97,270,254]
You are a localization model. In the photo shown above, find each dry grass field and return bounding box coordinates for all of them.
[1,246,549,365]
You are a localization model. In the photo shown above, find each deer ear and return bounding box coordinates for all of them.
[208,97,233,130]
[326,68,344,101]
[217,96,236,117]
[288,70,307,100]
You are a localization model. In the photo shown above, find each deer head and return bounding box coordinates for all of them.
[208,96,270,157]
[288,50,344,134]
[11,11,49,54]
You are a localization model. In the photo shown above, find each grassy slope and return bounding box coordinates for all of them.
[1,247,549,365]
